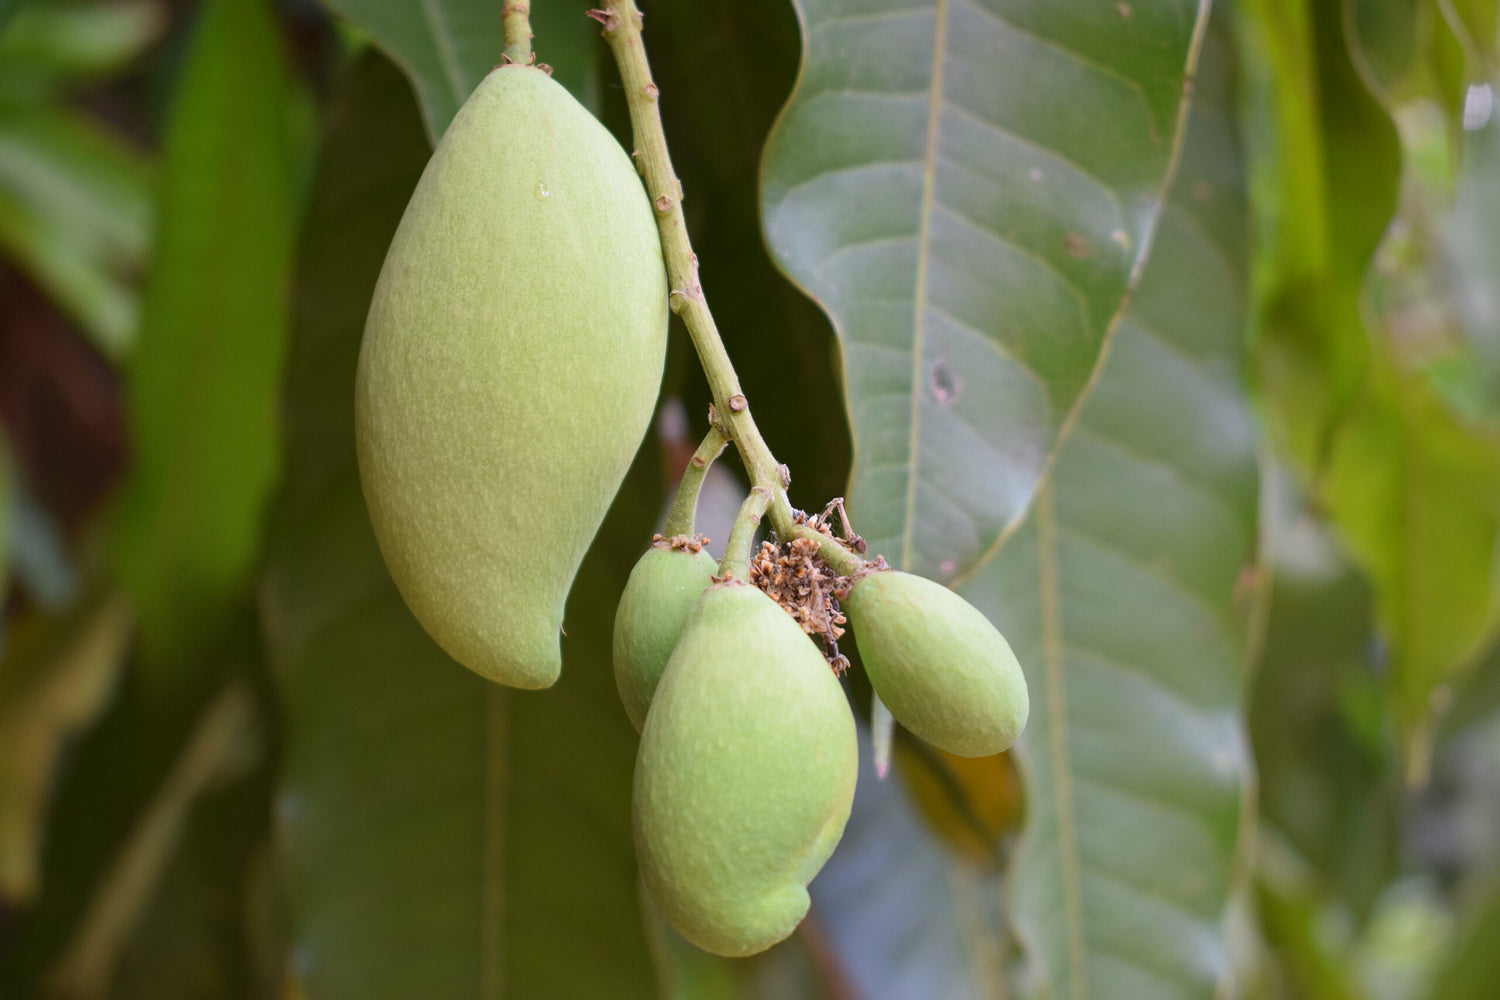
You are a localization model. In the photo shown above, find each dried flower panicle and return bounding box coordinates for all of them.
[750,534,851,674]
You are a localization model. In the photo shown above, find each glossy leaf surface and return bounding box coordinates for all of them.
[762,0,1210,582]
[960,20,1261,997]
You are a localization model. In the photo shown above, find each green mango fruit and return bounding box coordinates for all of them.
[634,583,858,957]
[845,569,1028,757]
[613,539,719,732]
[355,66,668,689]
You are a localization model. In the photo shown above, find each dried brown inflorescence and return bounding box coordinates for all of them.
[750,507,858,674]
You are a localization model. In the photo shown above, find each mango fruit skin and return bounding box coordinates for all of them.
[634,583,858,957]
[845,570,1028,757]
[613,543,719,731]
[355,66,667,689]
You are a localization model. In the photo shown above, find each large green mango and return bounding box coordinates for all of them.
[634,583,858,957]
[845,569,1029,757]
[355,66,667,689]
[613,540,718,731]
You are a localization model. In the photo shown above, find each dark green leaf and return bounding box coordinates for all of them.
[317,0,599,143]
[959,18,1261,996]
[761,0,1211,583]
[111,0,299,681]
[265,53,656,999]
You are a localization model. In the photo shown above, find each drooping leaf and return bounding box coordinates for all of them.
[960,17,1261,997]
[111,0,299,682]
[1238,0,1402,476]
[264,53,657,999]
[0,107,152,359]
[761,0,1211,583]
[1320,355,1500,764]
[316,0,599,143]
[0,593,131,904]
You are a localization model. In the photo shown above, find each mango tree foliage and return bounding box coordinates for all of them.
[762,0,1211,585]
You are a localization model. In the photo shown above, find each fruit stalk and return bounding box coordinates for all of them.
[663,421,728,538]
[595,0,864,577]
[501,3,533,64]
[721,486,772,581]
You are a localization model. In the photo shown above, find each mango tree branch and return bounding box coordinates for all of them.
[594,0,867,576]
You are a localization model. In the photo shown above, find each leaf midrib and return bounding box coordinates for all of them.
[901,0,950,573]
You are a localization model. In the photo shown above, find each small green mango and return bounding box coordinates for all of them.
[355,66,667,689]
[634,583,858,957]
[845,569,1028,757]
[613,540,719,732]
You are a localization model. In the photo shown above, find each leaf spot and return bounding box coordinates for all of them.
[929,359,962,406]
[1064,233,1094,259]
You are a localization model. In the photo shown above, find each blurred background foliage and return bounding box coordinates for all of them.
[0,0,1496,998]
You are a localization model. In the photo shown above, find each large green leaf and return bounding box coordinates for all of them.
[761,0,1211,583]
[959,19,1260,997]
[111,0,299,681]
[317,0,599,143]
[264,53,656,999]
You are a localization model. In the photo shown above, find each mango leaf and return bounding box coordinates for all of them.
[264,53,656,998]
[761,0,1211,583]
[0,106,153,359]
[1320,356,1500,764]
[317,0,599,143]
[1238,0,1401,477]
[111,0,299,681]
[959,17,1261,997]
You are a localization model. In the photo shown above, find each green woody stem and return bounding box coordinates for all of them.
[663,422,729,538]
[720,486,772,581]
[501,3,533,64]
[596,0,866,576]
